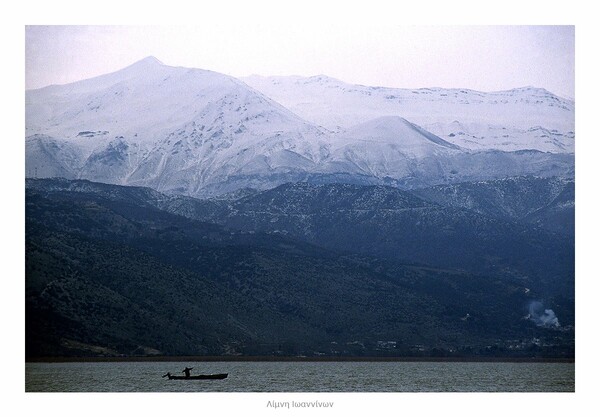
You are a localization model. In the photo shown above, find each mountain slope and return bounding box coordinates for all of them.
[29,178,573,300]
[26,179,574,357]
[194,182,574,294]
[243,75,575,153]
[26,58,574,197]
[413,176,575,236]
[26,57,330,196]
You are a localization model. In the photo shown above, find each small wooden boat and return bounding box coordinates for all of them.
[162,372,228,380]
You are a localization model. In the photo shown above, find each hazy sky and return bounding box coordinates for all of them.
[25,25,575,99]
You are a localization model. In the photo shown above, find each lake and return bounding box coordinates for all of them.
[25,360,574,392]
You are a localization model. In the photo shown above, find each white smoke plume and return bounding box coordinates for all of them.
[528,301,560,327]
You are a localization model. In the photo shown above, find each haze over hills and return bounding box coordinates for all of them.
[26,57,574,197]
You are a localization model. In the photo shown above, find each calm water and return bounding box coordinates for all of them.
[25,361,574,392]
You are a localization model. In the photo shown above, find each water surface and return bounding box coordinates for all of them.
[25,361,574,392]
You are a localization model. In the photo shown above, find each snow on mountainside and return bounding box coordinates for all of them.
[26,58,574,197]
[321,116,461,179]
[26,57,330,195]
[243,75,575,153]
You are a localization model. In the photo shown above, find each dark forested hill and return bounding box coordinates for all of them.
[25,179,574,358]
[166,181,573,297]
[412,176,574,236]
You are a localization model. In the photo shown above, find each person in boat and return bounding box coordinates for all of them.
[182,367,193,378]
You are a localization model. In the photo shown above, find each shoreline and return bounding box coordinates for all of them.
[26,356,575,363]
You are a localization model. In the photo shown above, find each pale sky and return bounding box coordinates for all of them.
[26,25,575,99]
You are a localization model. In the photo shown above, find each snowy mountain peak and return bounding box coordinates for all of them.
[126,56,165,69]
[339,116,461,152]
[243,75,574,154]
[26,58,335,196]
[26,61,574,197]
[138,55,163,65]
[507,86,553,95]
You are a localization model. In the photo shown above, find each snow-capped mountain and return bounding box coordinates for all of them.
[26,57,330,195]
[26,58,574,197]
[243,75,575,153]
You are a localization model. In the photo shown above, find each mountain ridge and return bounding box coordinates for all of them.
[26,178,574,358]
[26,57,574,197]
[243,74,574,153]
[26,177,574,294]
